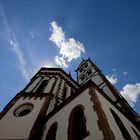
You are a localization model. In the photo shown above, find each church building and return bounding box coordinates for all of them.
[0,58,140,140]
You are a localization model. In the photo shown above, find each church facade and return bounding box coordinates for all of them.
[0,58,140,140]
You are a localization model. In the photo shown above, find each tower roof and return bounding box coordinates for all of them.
[75,58,90,71]
[32,67,80,88]
[75,57,100,72]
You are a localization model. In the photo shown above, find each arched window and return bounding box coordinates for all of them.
[132,127,140,139]
[36,80,48,93]
[68,105,89,140]
[44,77,56,93]
[45,122,58,140]
[62,86,67,100]
[25,76,41,93]
[110,108,132,140]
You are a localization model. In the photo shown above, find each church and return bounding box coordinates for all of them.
[0,58,140,140]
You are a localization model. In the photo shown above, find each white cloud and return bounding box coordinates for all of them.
[106,71,140,108]
[55,55,68,68]
[120,83,140,108]
[0,5,29,82]
[106,74,118,85]
[49,21,65,47]
[49,21,85,68]
[42,63,55,68]
[37,60,56,69]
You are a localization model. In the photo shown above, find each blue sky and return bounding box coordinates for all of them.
[0,0,140,115]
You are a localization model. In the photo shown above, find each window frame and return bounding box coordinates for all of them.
[36,79,49,93]
[45,122,58,140]
[14,103,34,117]
[68,105,89,140]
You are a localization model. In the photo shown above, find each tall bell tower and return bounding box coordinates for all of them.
[0,68,79,140]
[76,58,140,128]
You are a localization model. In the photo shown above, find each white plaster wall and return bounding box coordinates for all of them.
[0,97,45,139]
[91,75,103,86]
[65,84,71,98]
[96,90,140,140]
[102,86,117,101]
[52,77,60,96]
[45,99,55,115]
[42,89,103,140]
[91,76,117,102]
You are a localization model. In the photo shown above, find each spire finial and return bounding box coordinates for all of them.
[69,71,72,77]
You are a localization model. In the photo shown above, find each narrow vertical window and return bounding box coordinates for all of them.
[36,80,48,93]
[45,122,58,140]
[79,68,83,73]
[84,63,88,69]
[68,106,89,140]
[80,75,86,81]
[110,108,132,140]
[87,69,92,76]
[25,76,41,93]
[62,86,67,100]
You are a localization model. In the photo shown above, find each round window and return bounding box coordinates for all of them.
[14,103,34,117]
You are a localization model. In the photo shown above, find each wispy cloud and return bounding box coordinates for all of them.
[10,37,29,81]
[120,83,140,108]
[123,71,128,76]
[49,21,85,68]
[112,68,116,71]
[0,5,29,81]
[29,31,39,39]
[30,31,36,38]
[106,74,118,85]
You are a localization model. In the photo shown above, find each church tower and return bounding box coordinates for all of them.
[76,58,140,128]
[0,58,140,140]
